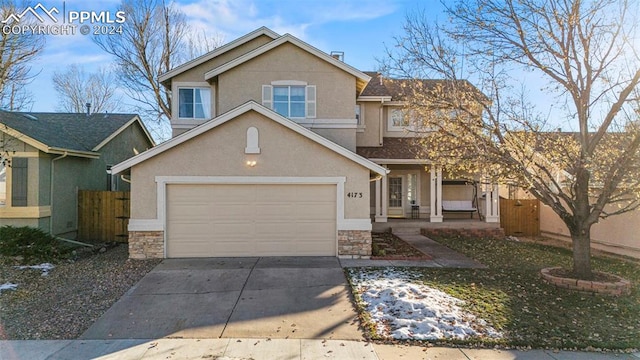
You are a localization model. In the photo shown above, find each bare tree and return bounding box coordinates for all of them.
[185,29,225,60]
[52,65,120,113]
[93,0,188,122]
[383,0,640,279]
[0,1,45,110]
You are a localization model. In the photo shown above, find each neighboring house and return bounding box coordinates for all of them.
[0,111,154,238]
[112,27,501,259]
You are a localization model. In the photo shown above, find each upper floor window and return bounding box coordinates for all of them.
[388,108,411,131]
[355,105,362,125]
[262,82,316,119]
[274,85,305,118]
[178,87,211,119]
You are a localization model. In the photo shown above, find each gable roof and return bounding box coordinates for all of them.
[159,26,280,84]
[0,111,153,158]
[203,34,372,93]
[111,101,388,176]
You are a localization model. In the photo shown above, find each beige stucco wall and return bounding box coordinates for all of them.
[217,42,357,119]
[169,35,274,84]
[540,204,640,258]
[356,102,382,147]
[311,128,355,152]
[131,110,371,220]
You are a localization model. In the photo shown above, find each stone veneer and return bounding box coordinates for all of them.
[338,230,372,258]
[541,267,631,296]
[129,231,164,259]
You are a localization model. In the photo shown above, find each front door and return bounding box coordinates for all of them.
[388,176,404,217]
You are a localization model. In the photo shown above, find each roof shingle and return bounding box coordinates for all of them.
[0,111,138,153]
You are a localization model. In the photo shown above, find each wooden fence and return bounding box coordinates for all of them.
[78,190,130,243]
[500,199,540,237]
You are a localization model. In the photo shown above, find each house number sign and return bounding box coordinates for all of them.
[346,192,363,198]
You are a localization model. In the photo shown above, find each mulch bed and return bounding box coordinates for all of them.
[371,232,432,260]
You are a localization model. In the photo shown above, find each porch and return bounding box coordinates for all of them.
[372,218,503,233]
[370,162,500,224]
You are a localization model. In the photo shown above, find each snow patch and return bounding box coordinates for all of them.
[350,268,502,340]
[15,263,55,276]
[0,282,18,293]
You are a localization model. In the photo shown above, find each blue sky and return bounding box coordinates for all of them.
[25,0,443,113]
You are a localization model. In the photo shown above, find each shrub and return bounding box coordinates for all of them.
[0,226,71,264]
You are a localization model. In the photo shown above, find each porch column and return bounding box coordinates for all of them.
[485,183,500,223]
[430,165,443,222]
[381,166,388,220]
[374,176,387,222]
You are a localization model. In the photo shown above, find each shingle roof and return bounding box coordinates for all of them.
[360,72,486,102]
[356,137,425,159]
[0,111,139,154]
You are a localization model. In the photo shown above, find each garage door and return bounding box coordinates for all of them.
[166,184,337,257]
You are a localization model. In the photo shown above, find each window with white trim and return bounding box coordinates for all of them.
[262,82,316,119]
[355,105,362,125]
[388,108,411,131]
[178,87,211,119]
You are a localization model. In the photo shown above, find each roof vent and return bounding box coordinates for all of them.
[23,114,38,121]
[330,51,344,62]
[86,102,91,116]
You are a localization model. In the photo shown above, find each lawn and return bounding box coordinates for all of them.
[347,236,640,351]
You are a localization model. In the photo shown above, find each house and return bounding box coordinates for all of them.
[111,27,501,259]
[0,110,154,238]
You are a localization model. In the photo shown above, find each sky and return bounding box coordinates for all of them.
[17,0,443,113]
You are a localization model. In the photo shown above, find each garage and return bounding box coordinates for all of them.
[166,183,337,257]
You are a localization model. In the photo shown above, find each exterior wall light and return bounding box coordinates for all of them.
[246,160,257,167]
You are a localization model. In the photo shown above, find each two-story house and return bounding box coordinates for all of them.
[112,27,500,259]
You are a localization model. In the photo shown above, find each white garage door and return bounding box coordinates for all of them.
[166,184,337,257]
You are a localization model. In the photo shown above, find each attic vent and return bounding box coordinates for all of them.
[23,114,38,121]
[330,51,344,61]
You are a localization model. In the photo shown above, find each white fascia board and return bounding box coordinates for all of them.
[159,27,280,83]
[111,101,388,176]
[204,34,371,83]
[368,158,433,165]
[356,96,393,102]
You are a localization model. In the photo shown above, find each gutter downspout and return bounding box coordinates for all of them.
[50,152,68,235]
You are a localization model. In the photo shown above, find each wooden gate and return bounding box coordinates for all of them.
[500,199,540,237]
[78,190,130,242]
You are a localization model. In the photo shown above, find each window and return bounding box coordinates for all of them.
[355,105,362,125]
[274,86,305,118]
[0,161,6,206]
[262,83,316,119]
[11,158,27,207]
[388,108,410,131]
[178,88,211,119]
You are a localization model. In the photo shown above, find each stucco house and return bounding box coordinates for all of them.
[112,27,501,259]
[0,111,154,238]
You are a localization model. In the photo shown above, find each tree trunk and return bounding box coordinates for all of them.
[570,226,593,280]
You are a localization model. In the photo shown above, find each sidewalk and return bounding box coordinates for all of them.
[2,339,639,360]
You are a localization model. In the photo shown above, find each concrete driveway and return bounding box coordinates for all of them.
[81,257,363,340]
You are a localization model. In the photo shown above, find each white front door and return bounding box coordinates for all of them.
[388,176,404,217]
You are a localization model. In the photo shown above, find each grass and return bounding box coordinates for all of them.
[348,236,640,350]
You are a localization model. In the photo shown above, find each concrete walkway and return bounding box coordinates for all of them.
[341,232,485,268]
[2,339,639,359]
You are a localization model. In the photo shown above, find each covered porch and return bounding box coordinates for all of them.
[369,160,500,224]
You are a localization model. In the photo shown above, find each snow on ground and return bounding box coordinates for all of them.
[15,263,55,276]
[349,268,502,340]
[0,282,18,294]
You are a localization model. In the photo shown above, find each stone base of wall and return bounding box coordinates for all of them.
[338,230,372,258]
[129,231,164,259]
[541,267,631,296]
[421,227,505,240]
